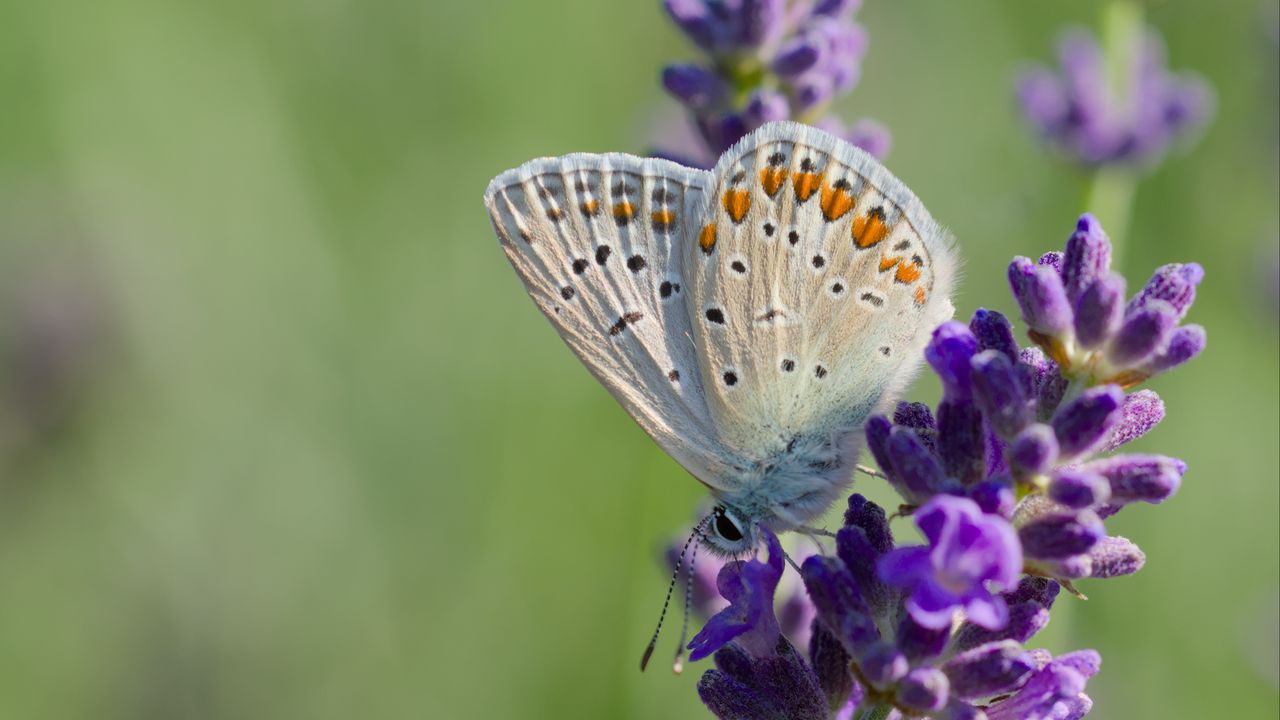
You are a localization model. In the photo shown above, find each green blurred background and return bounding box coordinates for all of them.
[0,1,1276,718]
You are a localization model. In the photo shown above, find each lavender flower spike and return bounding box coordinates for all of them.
[1017,24,1214,168]
[878,496,1022,630]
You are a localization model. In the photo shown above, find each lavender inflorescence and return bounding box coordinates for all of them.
[673,213,1203,719]
[657,0,889,166]
[1016,23,1213,169]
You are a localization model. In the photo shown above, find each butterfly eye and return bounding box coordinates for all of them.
[714,510,744,542]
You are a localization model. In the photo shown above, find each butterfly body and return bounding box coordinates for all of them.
[485,122,956,553]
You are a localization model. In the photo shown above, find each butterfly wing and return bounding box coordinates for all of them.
[685,122,956,506]
[485,153,741,489]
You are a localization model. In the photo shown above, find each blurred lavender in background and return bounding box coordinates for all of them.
[1016,24,1213,170]
[656,0,889,167]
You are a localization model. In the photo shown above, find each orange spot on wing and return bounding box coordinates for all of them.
[580,199,599,216]
[651,209,676,228]
[820,183,855,222]
[612,201,635,220]
[760,167,787,197]
[793,172,822,202]
[914,287,926,305]
[895,261,921,284]
[722,189,751,224]
[879,256,900,273]
[699,223,718,254]
[852,209,889,248]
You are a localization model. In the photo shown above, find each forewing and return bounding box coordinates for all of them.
[685,122,957,460]
[485,153,739,487]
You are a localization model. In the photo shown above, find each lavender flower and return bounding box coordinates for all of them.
[878,496,1022,631]
[1008,214,1206,389]
[657,0,888,164]
[1017,25,1213,168]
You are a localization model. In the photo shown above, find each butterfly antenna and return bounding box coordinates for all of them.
[640,519,705,672]
[672,532,701,674]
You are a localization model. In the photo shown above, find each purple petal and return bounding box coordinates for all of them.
[846,118,891,159]
[876,546,932,587]
[887,426,947,498]
[1128,262,1204,319]
[773,37,821,76]
[963,592,1010,631]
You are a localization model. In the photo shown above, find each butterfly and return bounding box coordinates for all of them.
[484,122,955,556]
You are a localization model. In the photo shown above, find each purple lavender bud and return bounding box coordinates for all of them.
[1081,454,1184,505]
[1008,256,1073,337]
[1141,324,1206,374]
[1128,262,1204,319]
[842,493,893,554]
[697,669,773,720]
[751,641,829,720]
[1018,510,1105,559]
[896,667,950,712]
[969,477,1016,518]
[712,643,754,684]
[1087,535,1146,578]
[1050,385,1125,458]
[858,642,909,688]
[735,0,786,49]
[845,118,891,159]
[926,321,980,399]
[1101,389,1164,451]
[1004,575,1061,607]
[808,623,854,713]
[895,614,951,663]
[971,350,1033,438]
[663,0,719,51]
[801,556,880,654]
[942,641,1037,701]
[1108,300,1179,367]
[1048,469,1111,509]
[887,426,947,498]
[1020,347,1067,416]
[864,415,895,482]
[1010,423,1059,474]
[773,37,821,76]
[970,308,1020,361]
[894,401,936,430]
[836,525,892,616]
[662,64,724,109]
[953,601,1051,651]
[1073,272,1126,349]
[744,88,790,125]
[1038,251,1063,272]
[1060,214,1113,302]
[936,398,986,486]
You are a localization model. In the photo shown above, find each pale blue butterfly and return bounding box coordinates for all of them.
[484,122,955,557]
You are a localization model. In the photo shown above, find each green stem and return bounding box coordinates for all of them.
[1082,0,1145,273]
[1081,167,1136,271]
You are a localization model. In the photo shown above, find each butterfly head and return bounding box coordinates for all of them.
[704,504,758,556]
